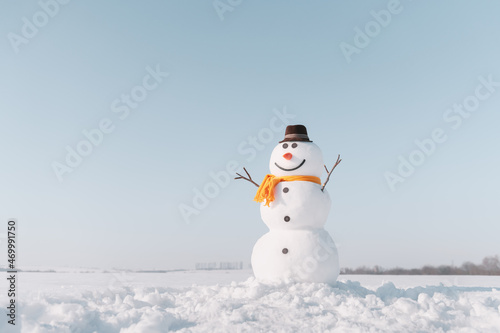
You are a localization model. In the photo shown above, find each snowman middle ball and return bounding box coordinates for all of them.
[260,181,331,230]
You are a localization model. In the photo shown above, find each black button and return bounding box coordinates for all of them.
[284,216,290,222]
[283,187,289,193]
[282,143,288,149]
[291,143,298,148]
[282,248,288,254]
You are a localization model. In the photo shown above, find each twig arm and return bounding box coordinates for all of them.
[321,155,342,191]
[235,167,260,187]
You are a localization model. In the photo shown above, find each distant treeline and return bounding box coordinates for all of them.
[195,261,244,270]
[341,255,500,275]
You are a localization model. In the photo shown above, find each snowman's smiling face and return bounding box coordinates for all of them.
[269,141,324,177]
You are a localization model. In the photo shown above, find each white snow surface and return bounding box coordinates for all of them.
[2,269,500,332]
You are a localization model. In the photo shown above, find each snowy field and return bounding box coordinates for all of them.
[1,269,500,332]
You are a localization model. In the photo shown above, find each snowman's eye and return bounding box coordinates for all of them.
[282,143,288,149]
[291,143,298,148]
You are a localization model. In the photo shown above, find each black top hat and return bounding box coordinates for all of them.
[279,124,312,143]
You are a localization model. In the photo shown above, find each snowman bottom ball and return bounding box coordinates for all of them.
[251,229,339,284]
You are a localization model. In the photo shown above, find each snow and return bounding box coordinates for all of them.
[2,269,500,332]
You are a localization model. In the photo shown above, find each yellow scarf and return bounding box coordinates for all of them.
[254,174,321,207]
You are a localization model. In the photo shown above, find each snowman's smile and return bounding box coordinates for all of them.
[275,159,306,171]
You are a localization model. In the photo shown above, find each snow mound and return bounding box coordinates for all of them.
[3,277,500,332]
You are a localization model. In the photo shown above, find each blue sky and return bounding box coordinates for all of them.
[1,0,499,270]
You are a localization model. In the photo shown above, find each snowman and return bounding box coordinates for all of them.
[236,125,341,284]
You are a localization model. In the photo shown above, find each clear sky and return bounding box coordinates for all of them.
[1,0,499,270]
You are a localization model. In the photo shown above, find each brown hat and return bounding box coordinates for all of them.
[279,124,312,143]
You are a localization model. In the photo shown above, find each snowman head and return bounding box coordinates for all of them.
[269,125,324,177]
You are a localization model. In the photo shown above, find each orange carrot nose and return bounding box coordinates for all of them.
[283,153,292,160]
